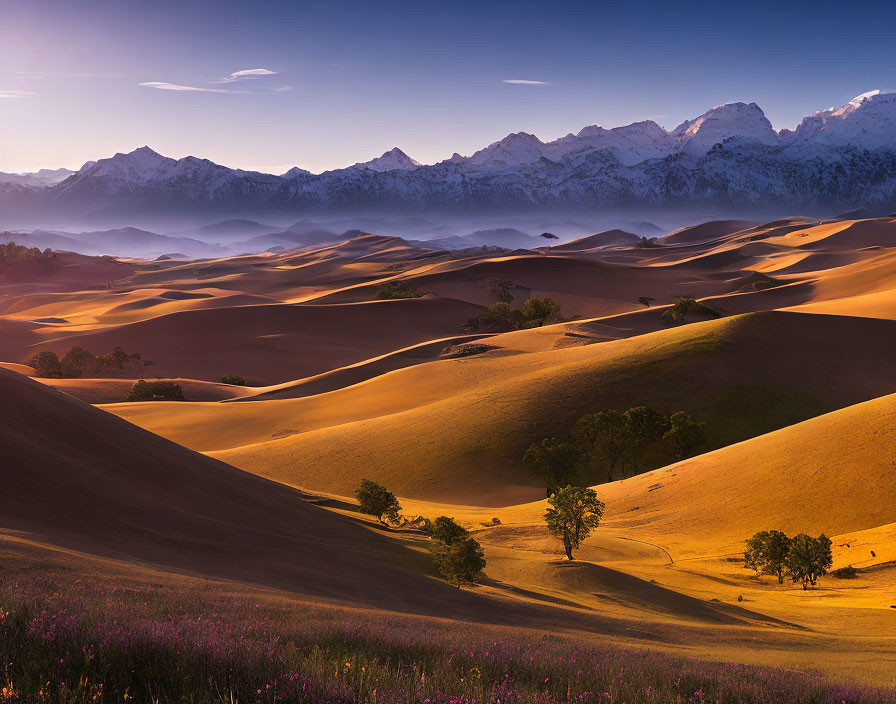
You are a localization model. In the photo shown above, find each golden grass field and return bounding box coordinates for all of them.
[2,217,896,693]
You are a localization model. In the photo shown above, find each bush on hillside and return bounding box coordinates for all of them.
[832,565,859,579]
[127,380,185,402]
[463,296,565,333]
[376,281,422,299]
[220,373,246,386]
[661,296,720,324]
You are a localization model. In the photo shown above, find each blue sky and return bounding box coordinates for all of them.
[1,0,895,173]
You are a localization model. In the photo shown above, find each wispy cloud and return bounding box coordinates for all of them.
[216,68,279,83]
[139,82,228,93]
[502,79,548,85]
[0,89,36,98]
[230,68,278,78]
[274,85,294,92]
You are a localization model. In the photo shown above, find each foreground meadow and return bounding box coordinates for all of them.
[3,561,892,704]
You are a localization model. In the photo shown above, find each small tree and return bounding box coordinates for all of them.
[429,516,468,545]
[489,279,515,304]
[744,530,791,583]
[571,409,627,482]
[663,411,707,461]
[785,534,833,590]
[221,373,246,386]
[523,437,580,496]
[27,350,63,378]
[623,406,669,474]
[544,485,605,560]
[432,537,486,586]
[60,345,95,378]
[520,297,564,327]
[355,478,402,525]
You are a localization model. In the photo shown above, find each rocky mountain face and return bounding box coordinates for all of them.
[5,91,896,218]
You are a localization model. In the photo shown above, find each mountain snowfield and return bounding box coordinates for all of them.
[4,90,896,217]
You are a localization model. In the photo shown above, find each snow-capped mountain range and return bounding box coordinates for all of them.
[4,90,896,219]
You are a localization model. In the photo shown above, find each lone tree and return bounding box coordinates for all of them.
[432,536,486,586]
[785,534,833,590]
[523,437,579,496]
[544,485,605,560]
[572,409,627,482]
[355,478,402,525]
[489,279,515,304]
[623,406,669,474]
[744,530,792,583]
[663,411,707,461]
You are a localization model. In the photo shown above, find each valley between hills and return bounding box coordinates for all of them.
[2,215,896,698]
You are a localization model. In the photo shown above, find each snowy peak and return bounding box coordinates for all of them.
[788,90,896,151]
[673,102,777,155]
[0,167,75,187]
[551,120,675,164]
[464,132,549,170]
[349,147,421,172]
[80,146,175,179]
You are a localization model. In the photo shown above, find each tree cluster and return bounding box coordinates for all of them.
[376,281,422,299]
[28,345,143,379]
[744,531,833,590]
[464,297,565,333]
[0,241,57,279]
[462,279,566,333]
[428,516,486,586]
[524,407,707,494]
[353,482,487,586]
[127,380,185,402]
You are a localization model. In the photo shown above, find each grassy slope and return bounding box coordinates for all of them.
[186,310,896,505]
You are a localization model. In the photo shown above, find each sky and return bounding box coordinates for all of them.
[2,0,895,174]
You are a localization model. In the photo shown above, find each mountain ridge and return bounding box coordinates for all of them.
[5,91,896,218]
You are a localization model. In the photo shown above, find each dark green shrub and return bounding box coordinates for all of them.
[127,380,185,402]
[376,281,421,299]
[221,374,246,385]
[661,296,720,324]
[431,536,486,586]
